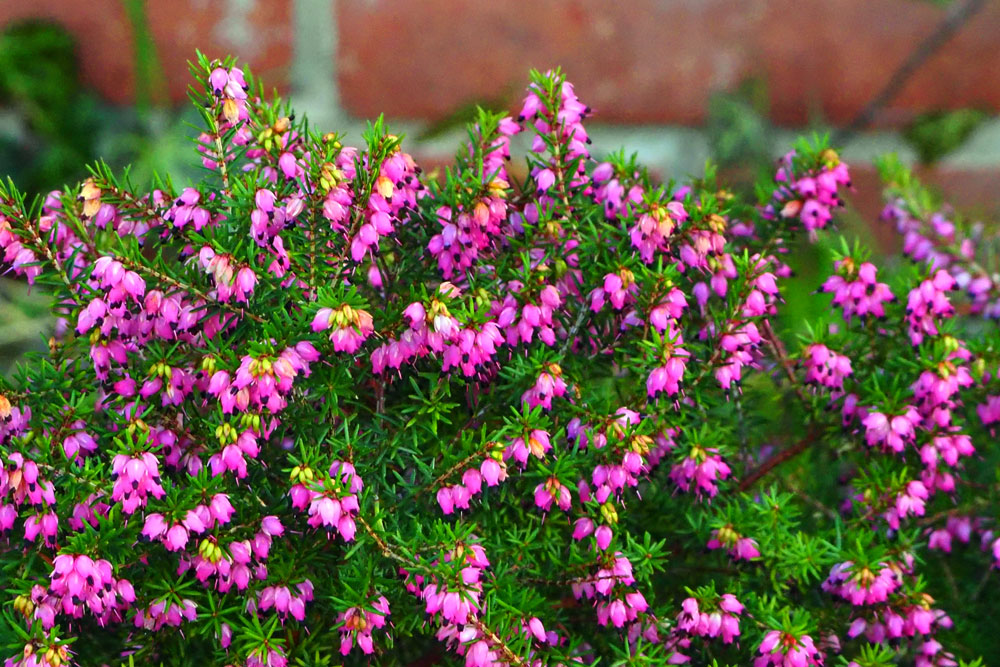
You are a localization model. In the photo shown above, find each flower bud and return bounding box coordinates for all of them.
[201,356,218,374]
[600,501,618,525]
[971,357,986,382]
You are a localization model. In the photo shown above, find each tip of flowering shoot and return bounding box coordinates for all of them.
[78,179,102,217]
[12,593,34,619]
[820,148,841,168]
[290,464,316,484]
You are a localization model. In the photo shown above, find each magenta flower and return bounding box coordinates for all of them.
[677,593,743,644]
[110,452,165,514]
[669,445,731,497]
[338,595,390,655]
[862,406,920,453]
[755,630,823,666]
[312,304,375,353]
[533,477,571,512]
[707,526,760,561]
[823,560,901,605]
[521,364,568,410]
[590,269,639,312]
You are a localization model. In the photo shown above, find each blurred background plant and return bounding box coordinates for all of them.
[0,5,202,375]
[701,0,997,340]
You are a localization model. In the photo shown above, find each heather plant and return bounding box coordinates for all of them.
[1,54,999,667]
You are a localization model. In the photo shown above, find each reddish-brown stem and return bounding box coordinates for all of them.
[737,429,818,492]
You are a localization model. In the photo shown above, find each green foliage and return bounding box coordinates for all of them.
[903,108,990,165]
[0,57,998,667]
[0,20,100,196]
[706,77,773,169]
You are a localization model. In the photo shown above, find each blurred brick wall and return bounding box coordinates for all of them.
[0,0,293,106]
[3,0,999,126]
[3,0,1000,221]
[337,0,1000,127]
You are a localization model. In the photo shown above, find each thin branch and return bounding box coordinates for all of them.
[556,304,589,359]
[356,514,409,566]
[760,319,797,386]
[834,0,989,143]
[468,617,528,667]
[356,512,527,666]
[737,428,818,492]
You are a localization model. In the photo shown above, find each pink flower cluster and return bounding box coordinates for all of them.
[861,407,921,454]
[846,598,952,647]
[533,476,572,513]
[435,447,509,516]
[713,320,763,391]
[676,594,743,644]
[163,187,213,231]
[206,423,263,479]
[669,443,731,498]
[0,213,42,283]
[821,259,894,321]
[290,461,362,542]
[496,281,562,347]
[133,597,198,631]
[429,119,518,278]
[522,363,568,410]
[629,201,687,263]
[337,595,390,655]
[197,246,257,303]
[707,525,761,561]
[678,219,735,305]
[506,428,553,466]
[251,579,314,622]
[312,303,375,353]
[881,198,1000,317]
[141,493,235,552]
[591,161,643,220]
[351,150,423,262]
[181,514,282,594]
[884,480,930,530]
[520,77,591,196]
[571,553,652,632]
[41,554,135,627]
[822,561,901,605]
[755,630,824,667]
[0,450,58,546]
[372,283,506,378]
[590,270,639,312]
[208,342,319,414]
[109,452,165,514]
[646,322,689,399]
[927,516,973,553]
[771,148,851,234]
[801,343,853,393]
[407,542,490,627]
[207,65,249,125]
[905,270,955,345]
[436,425,556,518]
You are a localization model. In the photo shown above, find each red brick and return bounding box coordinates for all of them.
[338,0,1000,126]
[6,0,1000,127]
[758,0,1000,127]
[0,0,292,105]
[337,0,763,124]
